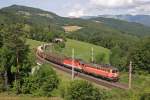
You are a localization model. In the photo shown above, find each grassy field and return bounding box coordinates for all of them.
[26,39,45,49]
[63,25,82,32]
[0,93,62,100]
[48,39,110,64]
[27,38,111,63]
[63,39,110,63]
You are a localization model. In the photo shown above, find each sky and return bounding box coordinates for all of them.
[0,0,150,17]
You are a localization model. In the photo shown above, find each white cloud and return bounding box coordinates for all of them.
[64,0,150,17]
[68,10,85,17]
[89,0,150,9]
[90,0,134,8]
[67,4,87,17]
[88,0,150,15]
[129,3,150,15]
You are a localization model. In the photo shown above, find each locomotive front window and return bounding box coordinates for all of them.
[112,70,118,73]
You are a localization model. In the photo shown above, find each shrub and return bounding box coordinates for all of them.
[65,80,107,100]
[140,93,150,100]
[95,53,106,64]
[14,64,59,96]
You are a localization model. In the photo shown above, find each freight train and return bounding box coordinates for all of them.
[36,45,119,81]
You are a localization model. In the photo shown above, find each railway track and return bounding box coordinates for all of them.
[36,50,129,90]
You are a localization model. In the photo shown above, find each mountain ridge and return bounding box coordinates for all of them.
[95,14,150,27]
[0,5,149,42]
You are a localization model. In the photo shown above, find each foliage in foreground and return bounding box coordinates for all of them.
[13,64,59,97]
[64,80,107,100]
[129,37,150,73]
[140,93,150,100]
[0,23,31,92]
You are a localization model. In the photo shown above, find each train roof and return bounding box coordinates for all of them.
[64,58,118,70]
[78,59,118,70]
[94,64,118,70]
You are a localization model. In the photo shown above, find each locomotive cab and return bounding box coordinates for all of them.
[111,69,119,81]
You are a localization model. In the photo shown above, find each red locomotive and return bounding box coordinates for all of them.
[37,46,119,81]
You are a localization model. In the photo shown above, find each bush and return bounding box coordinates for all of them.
[65,80,107,100]
[140,93,150,100]
[59,83,68,98]
[110,45,127,71]
[14,64,59,96]
[129,37,150,73]
[53,42,65,52]
[95,53,106,64]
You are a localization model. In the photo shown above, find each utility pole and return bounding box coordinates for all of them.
[72,48,75,80]
[129,61,132,89]
[91,47,94,63]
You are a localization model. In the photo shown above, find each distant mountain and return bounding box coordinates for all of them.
[1,5,150,37]
[1,4,59,19]
[90,17,150,36]
[0,5,64,26]
[0,5,102,30]
[0,5,129,34]
[80,16,97,19]
[98,15,150,27]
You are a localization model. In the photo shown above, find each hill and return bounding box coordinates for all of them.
[1,5,150,38]
[45,39,110,64]
[90,17,150,36]
[26,38,110,63]
[99,15,150,27]
[61,39,110,63]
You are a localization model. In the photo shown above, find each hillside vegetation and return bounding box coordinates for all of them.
[61,39,110,63]
[98,15,150,27]
[91,17,150,36]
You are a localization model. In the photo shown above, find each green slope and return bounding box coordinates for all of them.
[92,17,150,36]
[26,39,45,49]
[61,39,110,63]
[26,39,110,64]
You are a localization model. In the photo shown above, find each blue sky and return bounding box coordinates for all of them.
[0,0,150,17]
